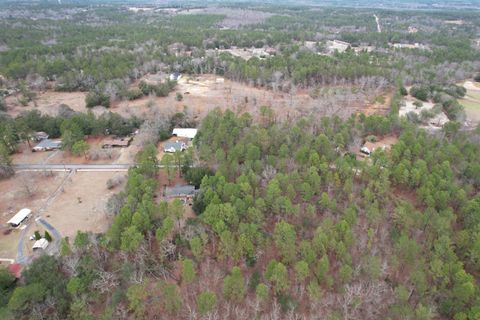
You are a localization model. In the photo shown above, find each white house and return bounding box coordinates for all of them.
[164,141,187,153]
[7,208,32,228]
[32,238,49,251]
[172,128,197,139]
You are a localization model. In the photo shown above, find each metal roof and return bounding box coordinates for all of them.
[172,128,197,139]
[165,184,197,197]
[7,208,31,226]
[32,238,49,250]
[33,139,62,150]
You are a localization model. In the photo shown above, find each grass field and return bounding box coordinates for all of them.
[460,81,480,126]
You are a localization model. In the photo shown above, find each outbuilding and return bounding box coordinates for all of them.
[31,131,49,142]
[7,208,32,228]
[102,136,133,148]
[32,238,49,251]
[172,128,197,140]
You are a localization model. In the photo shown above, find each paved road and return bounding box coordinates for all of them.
[13,163,184,172]
[14,163,133,172]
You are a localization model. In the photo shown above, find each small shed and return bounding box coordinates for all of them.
[164,141,187,153]
[172,128,197,139]
[32,139,62,152]
[31,131,49,142]
[32,238,49,251]
[7,208,32,228]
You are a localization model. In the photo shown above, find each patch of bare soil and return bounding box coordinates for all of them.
[42,172,125,238]
[364,92,393,115]
[5,91,87,117]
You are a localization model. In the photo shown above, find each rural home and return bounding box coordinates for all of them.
[32,139,62,152]
[327,40,351,53]
[102,136,133,148]
[164,141,187,153]
[32,238,49,251]
[172,128,197,139]
[361,141,391,156]
[7,208,32,228]
[164,184,197,198]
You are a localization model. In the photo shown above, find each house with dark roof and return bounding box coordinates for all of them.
[32,139,62,152]
[164,184,197,198]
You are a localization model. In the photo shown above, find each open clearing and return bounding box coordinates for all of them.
[5,75,391,122]
[42,171,125,239]
[460,81,480,126]
[116,74,390,121]
[5,90,87,117]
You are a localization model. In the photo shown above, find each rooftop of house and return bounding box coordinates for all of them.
[165,184,197,197]
[33,139,62,149]
[164,141,186,151]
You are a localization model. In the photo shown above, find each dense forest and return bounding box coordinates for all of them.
[1,3,479,97]
[2,104,480,319]
[1,2,480,319]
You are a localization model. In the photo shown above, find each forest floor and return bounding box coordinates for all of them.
[4,74,391,122]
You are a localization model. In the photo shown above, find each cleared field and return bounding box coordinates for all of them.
[42,171,125,238]
[4,75,390,122]
[460,81,480,126]
[5,91,87,117]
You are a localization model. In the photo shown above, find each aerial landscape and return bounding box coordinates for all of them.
[0,0,479,319]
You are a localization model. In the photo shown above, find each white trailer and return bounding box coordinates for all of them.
[7,208,32,228]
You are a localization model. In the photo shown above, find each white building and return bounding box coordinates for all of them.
[172,128,197,139]
[32,238,49,251]
[7,208,32,228]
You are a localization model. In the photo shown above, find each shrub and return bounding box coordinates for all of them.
[410,86,429,101]
[126,88,143,100]
[197,291,216,315]
[85,91,110,108]
[474,74,480,82]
